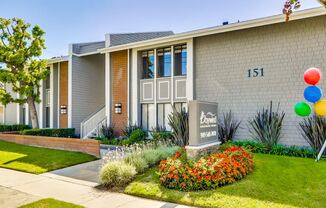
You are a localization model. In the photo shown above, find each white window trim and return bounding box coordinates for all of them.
[39,79,43,128]
[57,63,61,128]
[105,52,111,126]
[49,64,54,128]
[68,44,73,128]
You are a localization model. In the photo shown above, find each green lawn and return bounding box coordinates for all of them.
[19,198,84,208]
[125,154,326,208]
[0,140,97,174]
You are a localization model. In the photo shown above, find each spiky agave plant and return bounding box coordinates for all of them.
[248,101,285,150]
[168,107,189,146]
[218,111,241,144]
[299,115,326,153]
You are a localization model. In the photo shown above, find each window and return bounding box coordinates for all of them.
[45,72,50,89]
[174,102,188,112]
[174,45,187,76]
[157,103,172,131]
[141,104,155,130]
[45,73,50,107]
[45,106,50,128]
[141,50,154,79]
[157,48,171,77]
[22,106,26,125]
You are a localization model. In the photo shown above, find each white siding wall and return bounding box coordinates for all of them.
[4,84,18,124]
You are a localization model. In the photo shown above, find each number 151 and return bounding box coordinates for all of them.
[248,68,264,78]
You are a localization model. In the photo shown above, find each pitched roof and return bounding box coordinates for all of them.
[99,7,326,53]
[72,41,105,55]
[69,31,174,56]
[106,31,174,47]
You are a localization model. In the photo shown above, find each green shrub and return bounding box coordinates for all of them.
[152,129,173,141]
[299,115,326,152]
[124,154,148,173]
[123,124,143,137]
[128,129,147,143]
[248,101,285,150]
[21,128,75,138]
[231,140,267,153]
[229,140,316,158]
[168,107,189,146]
[100,161,136,187]
[155,146,180,161]
[0,124,31,132]
[151,126,173,147]
[218,111,241,144]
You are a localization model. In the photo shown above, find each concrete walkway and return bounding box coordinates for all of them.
[50,159,102,183]
[0,168,191,208]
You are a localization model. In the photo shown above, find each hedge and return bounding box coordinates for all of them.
[228,140,316,158]
[21,128,76,138]
[0,124,31,132]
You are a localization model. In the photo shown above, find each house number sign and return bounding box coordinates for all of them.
[248,68,264,78]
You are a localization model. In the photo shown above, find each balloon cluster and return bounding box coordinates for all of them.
[294,68,326,117]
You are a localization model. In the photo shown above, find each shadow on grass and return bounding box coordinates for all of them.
[0,140,97,174]
[125,154,326,208]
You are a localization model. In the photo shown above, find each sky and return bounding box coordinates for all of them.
[0,0,322,58]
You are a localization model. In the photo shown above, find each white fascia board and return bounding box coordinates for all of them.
[46,57,69,65]
[71,51,100,57]
[98,7,326,54]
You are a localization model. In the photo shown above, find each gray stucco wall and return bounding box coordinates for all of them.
[194,15,326,146]
[71,54,105,135]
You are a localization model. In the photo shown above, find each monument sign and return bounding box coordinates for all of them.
[186,100,220,158]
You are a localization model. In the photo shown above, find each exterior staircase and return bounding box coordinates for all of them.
[80,106,106,139]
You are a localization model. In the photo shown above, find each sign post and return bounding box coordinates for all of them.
[186,100,220,159]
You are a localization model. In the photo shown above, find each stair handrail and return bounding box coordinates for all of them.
[80,105,106,138]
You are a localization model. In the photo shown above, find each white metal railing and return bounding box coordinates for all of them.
[316,141,326,162]
[80,106,106,139]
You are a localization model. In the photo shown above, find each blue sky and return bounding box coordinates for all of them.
[1,0,321,58]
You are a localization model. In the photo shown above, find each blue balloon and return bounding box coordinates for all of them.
[304,86,322,103]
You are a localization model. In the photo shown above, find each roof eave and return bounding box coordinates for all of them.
[46,57,68,65]
[99,7,326,54]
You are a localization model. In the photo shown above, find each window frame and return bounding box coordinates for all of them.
[156,47,172,78]
[141,50,155,79]
[173,44,187,76]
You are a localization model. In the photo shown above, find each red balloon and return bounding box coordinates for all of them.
[304,68,321,85]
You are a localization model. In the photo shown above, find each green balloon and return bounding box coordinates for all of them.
[294,102,311,117]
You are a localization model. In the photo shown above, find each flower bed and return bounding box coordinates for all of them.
[100,141,179,188]
[159,146,254,191]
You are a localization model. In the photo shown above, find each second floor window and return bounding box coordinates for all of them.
[157,48,171,77]
[142,50,154,79]
[174,45,187,76]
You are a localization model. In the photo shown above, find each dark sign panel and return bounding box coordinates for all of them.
[188,100,219,146]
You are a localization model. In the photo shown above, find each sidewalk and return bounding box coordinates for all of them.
[0,168,191,208]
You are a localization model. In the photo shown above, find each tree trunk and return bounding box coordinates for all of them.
[27,96,39,128]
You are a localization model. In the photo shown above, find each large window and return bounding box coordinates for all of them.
[174,45,187,76]
[157,48,171,77]
[141,104,155,130]
[142,50,154,79]
[157,103,172,131]
[174,102,188,112]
